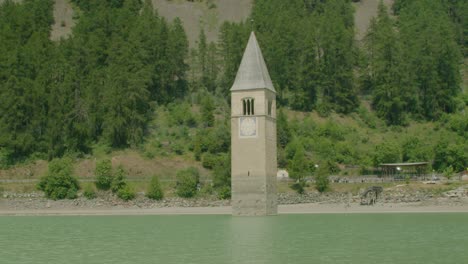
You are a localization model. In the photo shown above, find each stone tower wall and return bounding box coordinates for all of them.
[231,89,277,216]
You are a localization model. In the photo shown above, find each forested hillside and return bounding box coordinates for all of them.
[0,0,466,187]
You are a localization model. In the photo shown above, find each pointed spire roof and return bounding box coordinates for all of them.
[231,32,275,92]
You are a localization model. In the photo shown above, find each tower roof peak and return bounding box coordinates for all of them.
[230,32,275,92]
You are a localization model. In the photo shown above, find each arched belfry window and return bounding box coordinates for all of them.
[242,98,255,116]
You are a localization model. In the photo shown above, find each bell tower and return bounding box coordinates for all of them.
[231,32,277,216]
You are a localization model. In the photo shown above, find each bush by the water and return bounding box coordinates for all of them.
[146,176,164,200]
[217,186,231,199]
[291,180,306,194]
[315,163,330,193]
[117,185,136,201]
[111,165,128,193]
[95,159,113,190]
[176,167,200,198]
[83,184,97,199]
[37,158,80,200]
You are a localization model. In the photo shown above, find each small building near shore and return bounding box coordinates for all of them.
[277,170,289,180]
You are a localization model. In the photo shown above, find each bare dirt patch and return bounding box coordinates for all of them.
[152,0,252,45]
[50,0,75,41]
[354,0,394,41]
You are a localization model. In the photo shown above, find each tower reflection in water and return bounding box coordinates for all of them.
[228,216,276,264]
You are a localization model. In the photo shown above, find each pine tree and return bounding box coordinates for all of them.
[103,34,151,147]
[201,96,215,128]
[168,17,189,99]
[277,108,291,148]
[364,2,412,125]
[205,42,219,92]
[318,0,359,114]
[197,29,208,87]
[292,18,320,111]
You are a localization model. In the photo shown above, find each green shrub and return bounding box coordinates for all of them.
[95,159,113,190]
[326,160,341,174]
[277,109,291,148]
[83,184,97,199]
[202,152,217,169]
[373,141,401,166]
[217,186,231,199]
[277,148,288,168]
[444,166,454,181]
[0,148,12,169]
[168,102,197,127]
[171,142,184,155]
[315,163,330,193]
[433,141,467,172]
[199,184,214,196]
[146,176,164,200]
[201,96,215,127]
[357,106,377,129]
[201,125,230,154]
[37,158,80,200]
[316,103,331,117]
[288,144,309,183]
[319,121,346,141]
[176,167,200,198]
[111,165,127,193]
[193,142,202,161]
[402,137,432,162]
[291,180,306,194]
[117,185,136,201]
[447,114,468,137]
[207,124,230,153]
[213,154,231,188]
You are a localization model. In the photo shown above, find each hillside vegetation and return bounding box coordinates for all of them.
[0,0,467,194]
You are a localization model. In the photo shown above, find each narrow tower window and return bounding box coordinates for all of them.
[242,98,255,116]
[251,99,255,115]
[243,100,247,115]
[268,100,272,116]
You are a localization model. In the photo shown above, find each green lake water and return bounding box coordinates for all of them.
[1,213,467,264]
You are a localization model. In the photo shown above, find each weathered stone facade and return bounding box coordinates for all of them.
[231,32,277,216]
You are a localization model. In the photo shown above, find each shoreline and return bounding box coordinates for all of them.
[1,203,468,216]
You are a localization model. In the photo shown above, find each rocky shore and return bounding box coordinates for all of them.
[1,185,467,211]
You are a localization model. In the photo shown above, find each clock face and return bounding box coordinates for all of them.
[240,117,257,138]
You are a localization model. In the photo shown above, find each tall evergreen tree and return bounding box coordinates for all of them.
[318,0,358,114]
[103,34,151,147]
[364,2,413,125]
[168,17,189,98]
[292,18,320,111]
